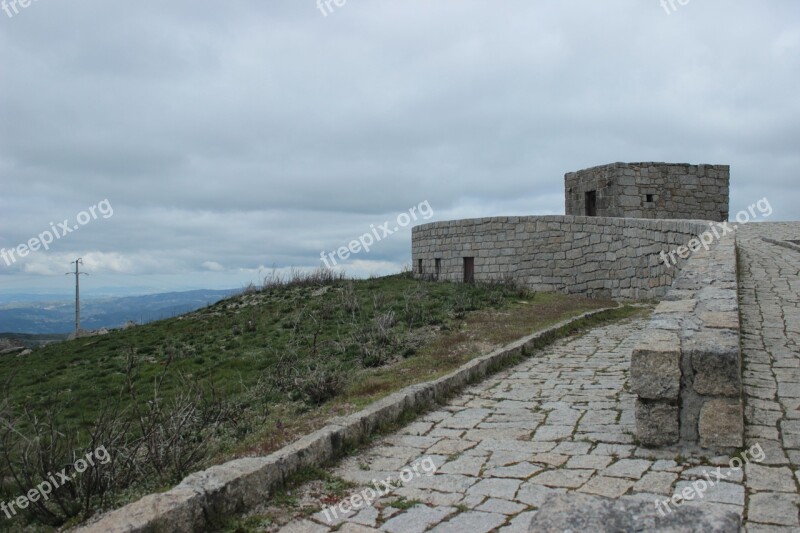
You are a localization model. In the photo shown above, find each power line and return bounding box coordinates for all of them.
[66,258,88,336]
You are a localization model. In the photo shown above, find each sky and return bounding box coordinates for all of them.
[0,0,798,297]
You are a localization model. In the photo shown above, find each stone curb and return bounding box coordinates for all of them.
[761,236,800,254]
[73,306,621,533]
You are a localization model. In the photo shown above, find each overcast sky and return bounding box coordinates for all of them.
[1,0,798,296]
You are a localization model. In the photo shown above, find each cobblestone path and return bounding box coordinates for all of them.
[268,223,800,533]
[737,223,800,531]
[272,316,730,533]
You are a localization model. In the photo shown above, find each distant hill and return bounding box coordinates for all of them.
[0,289,239,334]
[0,332,67,349]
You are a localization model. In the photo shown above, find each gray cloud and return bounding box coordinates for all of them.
[1,0,798,294]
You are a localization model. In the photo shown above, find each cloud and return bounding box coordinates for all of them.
[1,0,798,294]
[202,261,226,272]
[22,262,58,276]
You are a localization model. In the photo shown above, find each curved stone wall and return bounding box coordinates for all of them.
[412,215,712,301]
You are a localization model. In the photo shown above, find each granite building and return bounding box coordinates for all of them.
[564,162,729,222]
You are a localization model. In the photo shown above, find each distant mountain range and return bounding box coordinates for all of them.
[0,289,239,334]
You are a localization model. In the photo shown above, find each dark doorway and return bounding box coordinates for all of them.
[418,259,423,275]
[435,258,441,279]
[463,257,475,284]
[585,191,597,216]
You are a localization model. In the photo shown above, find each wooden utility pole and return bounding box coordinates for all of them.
[66,258,88,336]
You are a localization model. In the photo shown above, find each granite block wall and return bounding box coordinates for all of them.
[411,215,711,301]
[565,162,730,222]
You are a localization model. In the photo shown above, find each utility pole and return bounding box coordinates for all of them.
[66,258,88,336]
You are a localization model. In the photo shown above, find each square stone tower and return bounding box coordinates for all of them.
[564,162,730,222]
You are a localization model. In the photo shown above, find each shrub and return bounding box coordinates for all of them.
[0,353,236,528]
[262,267,346,291]
[402,285,431,327]
[298,363,348,405]
[340,282,360,317]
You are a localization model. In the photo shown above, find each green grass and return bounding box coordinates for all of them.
[0,272,622,529]
[389,497,422,510]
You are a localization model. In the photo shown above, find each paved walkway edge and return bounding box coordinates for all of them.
[73,306,623,533]
[761,236,800,254]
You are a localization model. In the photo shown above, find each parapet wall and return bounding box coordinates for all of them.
[412,215,711,301]
[631,228,742,450]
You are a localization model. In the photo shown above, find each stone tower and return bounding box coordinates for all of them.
[564,162,730,222]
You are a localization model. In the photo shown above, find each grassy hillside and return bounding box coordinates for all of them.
[0,271,618,530]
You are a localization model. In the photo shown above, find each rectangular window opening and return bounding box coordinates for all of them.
[585,191,597,216]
